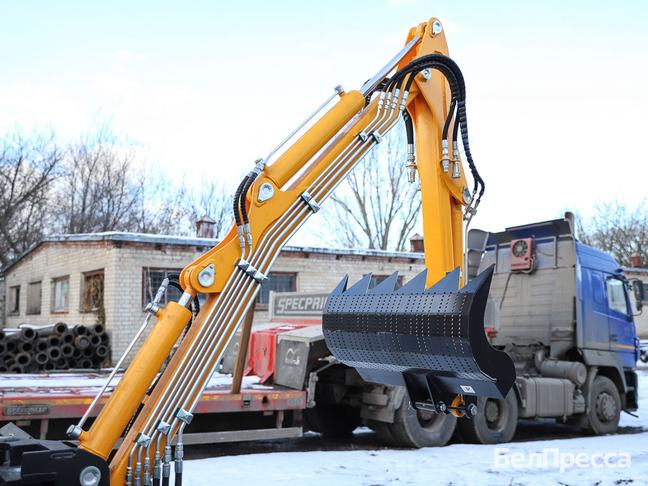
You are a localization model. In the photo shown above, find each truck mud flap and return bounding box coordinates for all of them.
[323,265,515,412]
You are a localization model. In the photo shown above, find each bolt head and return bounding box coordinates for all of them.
[466,403,479,418]
[79,466,101,486]
[421,69,432,81]
[432,20,443,36]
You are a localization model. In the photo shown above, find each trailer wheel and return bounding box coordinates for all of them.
[387,399,456,448]
[304,404,360,438]
[583,376,621,435]
[458,390,518,444]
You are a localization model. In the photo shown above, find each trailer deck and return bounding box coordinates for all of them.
[0,372,306,443]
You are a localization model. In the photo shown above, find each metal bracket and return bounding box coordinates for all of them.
[135,432,152,448]
[300,191,321,213]
[370,131,383,144]
[156,421,171,435]
[176,408,194,425]
[236,259,267,283]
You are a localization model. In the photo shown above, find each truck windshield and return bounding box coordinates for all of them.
[606,278,629,315]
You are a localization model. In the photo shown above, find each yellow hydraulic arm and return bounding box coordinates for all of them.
[3,17,511,486]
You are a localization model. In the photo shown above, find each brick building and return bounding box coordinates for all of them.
[1,232,425,360]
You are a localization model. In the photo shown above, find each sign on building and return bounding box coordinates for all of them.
[269,291,328,323]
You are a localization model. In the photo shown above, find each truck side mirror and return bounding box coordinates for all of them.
[632,279,645,311]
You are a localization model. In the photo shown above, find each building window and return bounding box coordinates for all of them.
[81,270,104,313]
[51,276,70,313]
[26,281,42,315]
[142,268,183,308]
[367,274,404,290]
[8,286,20,315]
[256,272,297,307]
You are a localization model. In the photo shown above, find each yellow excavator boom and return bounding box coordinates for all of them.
[0,17,514,486]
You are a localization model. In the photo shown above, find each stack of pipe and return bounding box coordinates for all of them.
[0,322,111,373]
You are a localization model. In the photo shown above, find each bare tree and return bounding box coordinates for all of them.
[329,127,421,251]
[144,180,233,238]
[54,129,144,234]
[577,200,648,267]
[184,181,233,239]
[0,131,62,267]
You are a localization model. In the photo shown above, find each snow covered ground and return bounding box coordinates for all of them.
[183,366,648,486]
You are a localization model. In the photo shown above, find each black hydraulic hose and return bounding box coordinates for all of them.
[232,176,248,227]
[239,171,257,226]
[451,108,460,146]
[162,476,169,486]
[403,111,414,145]
[457,99,485,201]
[442,98,457,141]
[175,471,183,486]
[396,58,463,98]
[365,77,391,105]
[387,54,484,201]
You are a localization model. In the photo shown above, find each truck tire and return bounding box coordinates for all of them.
[304,404,361,438]
[387,399,456,448]
[582,376,621,435]
[366,419,397,445]
[458,390,518,444]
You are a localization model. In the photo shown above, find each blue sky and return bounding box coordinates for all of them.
[1,1,647,245]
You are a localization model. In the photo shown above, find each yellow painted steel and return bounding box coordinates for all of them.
[77,302,191,460]
[264,91,366,189]
[80,17,477,485]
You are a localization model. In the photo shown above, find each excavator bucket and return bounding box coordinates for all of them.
[323,265,515,414]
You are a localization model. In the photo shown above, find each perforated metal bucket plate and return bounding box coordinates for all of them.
[323,266,515,400]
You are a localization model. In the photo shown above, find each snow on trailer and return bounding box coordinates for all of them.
[0,371,305,443]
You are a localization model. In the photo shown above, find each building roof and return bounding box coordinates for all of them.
[624,266,648,275]
[2,231,424,274]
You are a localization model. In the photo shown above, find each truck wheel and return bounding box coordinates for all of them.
[583,376,621,435]
[387,399,456,448]
[304,404,360,438]
[366,419,396,446]
[458,390,518,444]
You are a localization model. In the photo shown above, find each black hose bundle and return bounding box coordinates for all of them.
[368,53,485,208]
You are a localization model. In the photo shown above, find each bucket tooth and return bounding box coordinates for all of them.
[369,272,400,294]
[426,267,461,294]
[460,264,494,294]
[330,275,349,295]
[395,269,428,294]
[344,273,373,295]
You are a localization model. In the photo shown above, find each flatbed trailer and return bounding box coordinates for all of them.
[0,372,306,444]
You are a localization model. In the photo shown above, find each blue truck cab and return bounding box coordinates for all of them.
[576,243,640,370]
